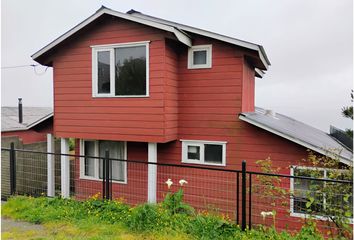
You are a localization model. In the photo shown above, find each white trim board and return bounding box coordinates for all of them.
[32,7,191,62]
[32,6,270,72]
[130,11,270,70]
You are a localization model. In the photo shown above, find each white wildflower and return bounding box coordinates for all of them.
[165,178,173,189]
[179,179,188,186]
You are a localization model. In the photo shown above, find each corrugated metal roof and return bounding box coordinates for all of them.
[239,107,353,165]
[1,107,53,132]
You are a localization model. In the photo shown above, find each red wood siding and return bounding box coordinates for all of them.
[241,60,255,112]
[52,16,177,143]
[74,140,148,204]
[163,40,179,142]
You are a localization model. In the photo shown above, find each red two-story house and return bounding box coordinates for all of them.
[32,7,352,229]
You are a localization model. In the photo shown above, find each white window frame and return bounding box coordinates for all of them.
[79,139,127,184]
[187,44,212,69]
[290,165,353,223]
[181,140,226,166]
[91,41,150,98]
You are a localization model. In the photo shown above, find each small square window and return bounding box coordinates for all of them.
[193,50,207,65]
[188,45,212,69]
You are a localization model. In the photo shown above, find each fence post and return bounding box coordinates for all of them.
[47,134,55,197]
[249,173,252,229]
[147,142,157,203]
[102,155,106,200]
[105,150,110,200]
[10,142,16,195]
[60,138,70,198]
[241,160,246,231]
[236,171,239,225]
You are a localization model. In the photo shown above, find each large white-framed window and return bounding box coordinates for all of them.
[181,140,226,166]
[92,41,150,98]
[187,45,212,69]
[80,140,127,184]
[290,166,353,220]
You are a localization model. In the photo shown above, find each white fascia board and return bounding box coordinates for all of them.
[239,115,352,166]
[173,29,192,47]
[26,113,53,129]
[32,10,106,60]
[132,13,270,69]
[255,68,264,78]
[32,8,191,61]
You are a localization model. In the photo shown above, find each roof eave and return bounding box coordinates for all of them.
[2,113,53,133]
[239,114,352,166]
[131,12,271,70]
[31,7,192,63]
[255,68,264,78]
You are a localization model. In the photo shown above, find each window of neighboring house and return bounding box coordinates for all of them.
[181,140,226,166]
[92,41,149,97]
[290,166,353,219]
[80,140,127,183]
[187,45,212,69]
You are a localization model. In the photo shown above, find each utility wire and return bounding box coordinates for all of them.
[1,64,38,69]
[1,64,49,75]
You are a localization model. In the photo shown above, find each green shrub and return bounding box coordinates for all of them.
[125,204,161,232]
[82,198,129,223]
[162,189,194,215]
[187,214,238,240]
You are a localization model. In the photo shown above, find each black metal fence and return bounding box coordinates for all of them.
[1,146,352,236]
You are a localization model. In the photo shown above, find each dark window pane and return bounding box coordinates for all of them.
[84,141,95,177]
[193,50,207,65]
[97,51,110,94]
[187,145,200,160]
[115,46,146,96]
[98,141,125,181]
[204,144,222,164]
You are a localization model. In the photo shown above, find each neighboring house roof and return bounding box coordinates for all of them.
[32,6,270,74]
[239,107,353,166]
[1,107,53,132]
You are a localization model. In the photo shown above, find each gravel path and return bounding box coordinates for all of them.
[1,217,44,233]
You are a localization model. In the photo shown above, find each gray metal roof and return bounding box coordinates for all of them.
[239,107,353,165]
[1,107,53,132]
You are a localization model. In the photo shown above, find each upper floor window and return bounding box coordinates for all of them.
[187,45,212,69]
[181,140,226,166]
[92,41,149,97]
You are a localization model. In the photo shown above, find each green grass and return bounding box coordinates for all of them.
[2,196,325,240]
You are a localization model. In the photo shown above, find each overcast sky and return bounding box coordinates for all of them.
[1,0,353,132]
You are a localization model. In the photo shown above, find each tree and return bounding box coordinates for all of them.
[341,90,353,137]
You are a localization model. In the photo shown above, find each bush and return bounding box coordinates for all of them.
[2,196,326,240]
[188,214,238,240]
[125,204,161,232]
[162,189,194,215]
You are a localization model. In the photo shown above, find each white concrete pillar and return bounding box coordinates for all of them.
[148,142,157,203]
[47,134,55,197]
[61,138,70,198]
